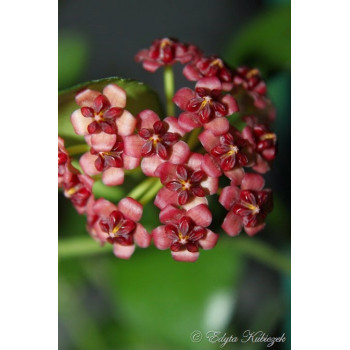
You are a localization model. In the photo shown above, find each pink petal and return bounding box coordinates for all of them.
[241,173,265,191]
[152,226,172,250]
[90,133,117,152]
[154,162,177,184]
[116,110,137,136]
[183,64,201,81]
[123,134,144,158]
[202,154,222,177]
[143,60,162,72]
[222,95,239,114]
[245,223,266,236]
[75,89,100,107]
[137,109,160,129]
[102,167,124,186]
[201,176,218,195]
[182,196,208,211]
[222,82,234,91]
[198,129,220,152]
[164,116,186,136]
[241,126,255,145]
[252,155,270,174]
[71,109,90,135]
[171,250,199,262]
[141,155,164,177]
[178,112,201,132]
[93,198,118,217]
[221,211,243,236]
[219,186,241,210]
[135,49,149,62]
[154,187,178,210]
[134,223,151,248]
[173,87,195,110]
[159,205,186,224]
[79,152,100,176]
[187,153,203,169]
[196,77,222,91]
[204,117,229,136]
[225,167,245,185]
[77,174,94,192]
[117,197,143,222]
[168,141,191,164]
[123,155,140,170]
[187,204,212,227]
[102,83,126,108]
[113,243,135,259]
[200,230,219,250]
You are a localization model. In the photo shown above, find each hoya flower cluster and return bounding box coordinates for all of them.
[58,37,277,262]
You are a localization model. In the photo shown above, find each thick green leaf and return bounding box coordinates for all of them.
[58,77,163,147]
[223,6,291,73]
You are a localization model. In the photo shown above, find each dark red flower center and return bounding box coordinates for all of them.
[63,175,91,208]
[81,94,123,134]
[197,57,232,82]
[139,121,179,160]
[234,67,266,95]
[165,165,206,205]
[252,125,277,161]
[232,189,273,227]
[211,133,248,170]
[99,210,136,246]
[91,141,124,171]
[186,87,228,124]
[165,216,206,253]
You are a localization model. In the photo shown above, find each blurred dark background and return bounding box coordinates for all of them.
[58,0,290,349]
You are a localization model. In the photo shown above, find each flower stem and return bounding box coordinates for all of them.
[66,144,90,156]
[139,178,163,206]
[186,127,202,150]
[127,176,158,200]
[163,65,175,116]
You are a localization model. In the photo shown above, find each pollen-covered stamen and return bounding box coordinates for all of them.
[165,165,206,205]
[211,132,248,171]
[80,94,123,135]
[165,216,206,253]
[99,210,136,245]
[91,141,124,172]
[139,121,179,160]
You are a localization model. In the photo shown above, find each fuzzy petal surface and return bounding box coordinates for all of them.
[75,89,100,107]
[221,211,242,236]
[134,223,151,248]
[200,230,219,250]
[116,110,137,136]
[241,173,265,191]
[173,87,195,110]
[152,226,172,250]
[219,186,241,210]
[102,167,124,186]
[117,197,143,222]
[187,204,212,227]
[171,250,199,262]
[113,243,135,259]
[71,109,90,135]
[204,117,229,136]
[79,152,100,176]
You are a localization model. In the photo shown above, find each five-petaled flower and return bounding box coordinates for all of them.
[183,56,233,91]
[219,173,273,236]
[135,37,200,72]
[152,204,219,262]
[173,77,239,136]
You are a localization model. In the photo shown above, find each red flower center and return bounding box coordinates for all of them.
[211,133,248,170]
[99,210,136,245]
[63,175,91,208]
[81,94,123,134]
[91,141,124,171]
[139,121,179,160]
[165,216,206,253]
[165,165,206,205]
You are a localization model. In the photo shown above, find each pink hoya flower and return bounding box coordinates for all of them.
[58,136,76,188]
[71,83,137,152]
[154,153,218,210]
[135,37,200,72]
[219,173,273,236]
[89,197,151,259]
[152,204,219,262]
[124,110,190,176]
[232,67,269,109]
[173,77,239,136]
[63,172,94,214]
[183,56,233,91]
[198,127,254,183]
[242,117,277,174]
[79,138,140,186]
